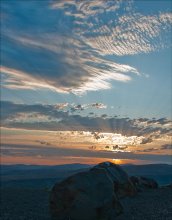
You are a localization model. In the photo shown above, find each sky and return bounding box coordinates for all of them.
[1,0,172,165]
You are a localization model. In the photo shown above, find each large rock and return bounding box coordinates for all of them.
[92,162,137,198]
[130,176,158,191]
[50,167,123,220]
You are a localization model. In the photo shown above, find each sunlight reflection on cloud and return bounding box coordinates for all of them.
[2,0,171,94]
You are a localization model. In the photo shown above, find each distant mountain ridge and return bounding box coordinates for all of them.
[1,163,92,173]
[1,163,172,187]
[0,163,92,182]
[123,163,172,174]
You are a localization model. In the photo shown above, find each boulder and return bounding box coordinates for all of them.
[130,176,158,191]
[50,167,123,220]
[92,162,137,198]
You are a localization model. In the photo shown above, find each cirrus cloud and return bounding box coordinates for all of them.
[1,0,171,94]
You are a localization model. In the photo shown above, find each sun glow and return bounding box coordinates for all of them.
[112,159,123,164]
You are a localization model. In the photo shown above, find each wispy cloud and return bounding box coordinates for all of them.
[51,0,172,55]
[51,0,123,17]
[1,143,172,164]
[1,66,68,93]
[2,1,171,94]
[87,12,172,56]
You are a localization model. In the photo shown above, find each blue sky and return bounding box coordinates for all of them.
[1,0,172,165]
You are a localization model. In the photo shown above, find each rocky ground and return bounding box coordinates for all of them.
[0,188,50,220]
[0,187,172,220]
[118,187,172,220]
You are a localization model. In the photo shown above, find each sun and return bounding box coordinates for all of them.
[112,159,123,164]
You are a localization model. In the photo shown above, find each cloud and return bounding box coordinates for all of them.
[0,101,68,124]
[101,114,107,119]
[0,66,69,93]
[69,102,107,112]
[35,140,51,146]
[91,103,107,109]
[89,12,172,56]
[51,0,123,17]
[1,143,172,163]
[54,103,69,110]
[70,104,85,112]
[52,0,172,55]
[160,144,172,150]
[135,148,158,153]
[1,9,138,95]
[91,132,104,140]
[1,101,171,147]
[2,1,171,94]
[140,137,153,145]
[112,145,128,151]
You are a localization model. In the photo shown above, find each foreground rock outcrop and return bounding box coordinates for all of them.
[50,165,123,220]
[49,162,159,220]
[93,162,136,198]
[50,162,137,220]
[130,176,158,192]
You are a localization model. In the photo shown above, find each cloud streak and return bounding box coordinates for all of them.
[1,143,172,164]
[1,101,171,148]
[1,1,171,94]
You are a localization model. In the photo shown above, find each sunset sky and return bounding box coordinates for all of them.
[1,0,172,165]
